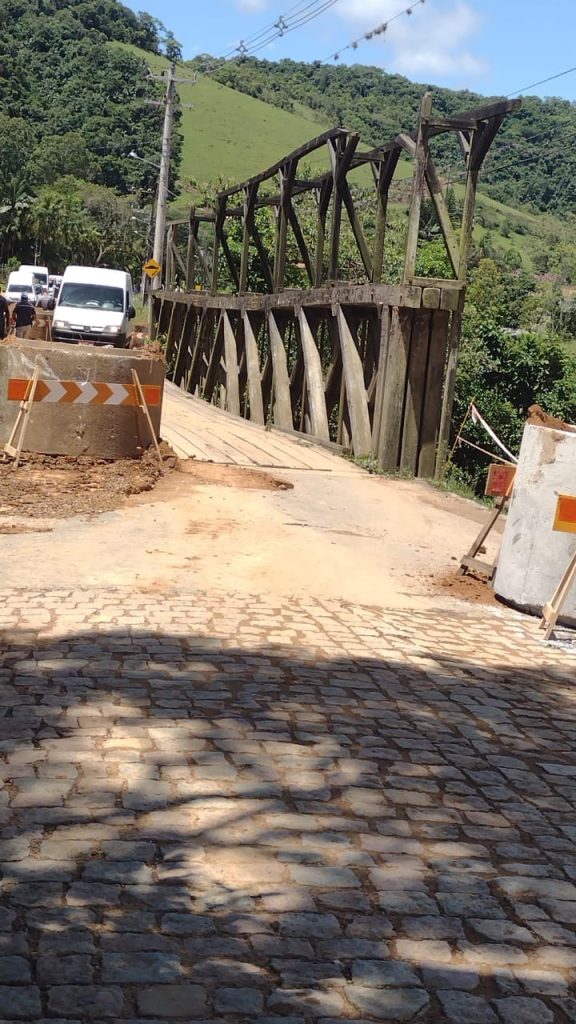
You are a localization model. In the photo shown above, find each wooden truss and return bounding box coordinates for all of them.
[154,94,520,475]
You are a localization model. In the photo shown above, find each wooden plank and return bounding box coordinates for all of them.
[371,308,391,449]
[418,309,449,477]
[267,311,293,430]
[435,297,465,476]
[202,312,225,402]
[222,312,240,416]
[162,383,352,471]
[154,282,424,312]
[297,308,330,442]
[400,309,431,474]
[172,305,195,386]
[335,305,372,457]
[185,309,212,394]
[375,307,413,472]
[242,310,265,424]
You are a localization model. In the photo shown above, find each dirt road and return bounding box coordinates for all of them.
[0,455,500,611]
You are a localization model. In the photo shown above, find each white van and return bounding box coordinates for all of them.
[19,265,49,291]
[52,266,135,348]
[5,271,38,305]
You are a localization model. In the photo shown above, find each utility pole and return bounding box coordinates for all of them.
[152,62,176,292]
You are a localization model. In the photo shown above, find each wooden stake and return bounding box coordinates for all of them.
[458,471,515,579]
[131,369,164,470]
[539,550,576,641]
[3,364,40,467]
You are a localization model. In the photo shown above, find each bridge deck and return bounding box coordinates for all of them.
[161,382,354,472]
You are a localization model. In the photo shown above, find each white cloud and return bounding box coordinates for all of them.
[335,0,486,81]
[235,0,269,10]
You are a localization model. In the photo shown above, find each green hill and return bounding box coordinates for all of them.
[111,44,333,185]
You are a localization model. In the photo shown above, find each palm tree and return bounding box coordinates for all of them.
[0,172,34,262]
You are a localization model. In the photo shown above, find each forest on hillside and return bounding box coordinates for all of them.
[201,56,576,216]
[0,0,182,271]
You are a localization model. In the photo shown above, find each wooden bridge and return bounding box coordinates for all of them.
[152,95,520,477]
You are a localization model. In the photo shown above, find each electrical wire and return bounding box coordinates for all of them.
[216,0,341,62]
[507,64,576,98]
[324,0,426,63]
[219,0,338,58]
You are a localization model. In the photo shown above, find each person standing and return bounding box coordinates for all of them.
[13,293,36,339]
[0,292,10,339]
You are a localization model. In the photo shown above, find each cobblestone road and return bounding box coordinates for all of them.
[1,588,576,1022]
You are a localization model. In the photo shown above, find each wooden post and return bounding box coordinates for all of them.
[186,209,198,290]
[165,224,175,289]
[242,310,265,424]
[458,117,504,280]
[297,308,330,442]
[418,309,450,477]
[132,369,163,469]
[335,305,372,456]
[372,151,400,284]
[400,309,431,473]
[371,306,390,449]
[211,198,225,292]
[375,307,412,472]
[240,184,258,292]
[273,160,297,291]
[435,295,465,477]
[222,312,240,415]
[403,92,433,282]
[267,311,293,430]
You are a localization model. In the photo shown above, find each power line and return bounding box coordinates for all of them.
[324,0,426,63]
[219,0,341,61]
[507,63,576,98]
[219,0,337,58]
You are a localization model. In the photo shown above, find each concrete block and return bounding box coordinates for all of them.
[0,338,164,458]
[495,424,576,622]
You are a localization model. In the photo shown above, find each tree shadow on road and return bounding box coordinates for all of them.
[1,614,576,1021]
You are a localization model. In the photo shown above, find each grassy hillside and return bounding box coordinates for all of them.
[112,44,334,185]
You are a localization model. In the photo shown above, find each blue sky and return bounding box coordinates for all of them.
[124,0,576,101]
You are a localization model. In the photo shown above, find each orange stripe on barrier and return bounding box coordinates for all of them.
[7,379,162,406]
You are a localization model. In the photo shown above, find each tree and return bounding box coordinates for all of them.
[163,31,183,63]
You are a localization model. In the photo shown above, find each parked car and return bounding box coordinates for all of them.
[51,266,136,347]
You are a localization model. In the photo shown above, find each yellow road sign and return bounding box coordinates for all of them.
[143,258,161,279]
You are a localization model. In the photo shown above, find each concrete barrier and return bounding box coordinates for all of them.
[0,337,165,459]
[495,423,576,624]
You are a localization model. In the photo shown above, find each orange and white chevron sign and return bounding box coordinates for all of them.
[7,378,161,407]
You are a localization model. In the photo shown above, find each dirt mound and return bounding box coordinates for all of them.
[431,568,499,606]
[526,404,576,433]
[0,443,175,519]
